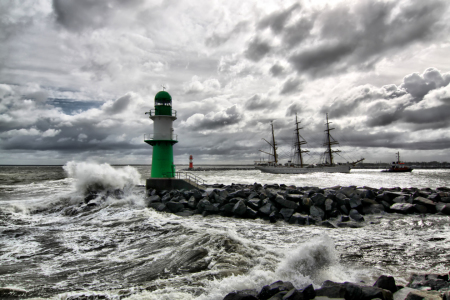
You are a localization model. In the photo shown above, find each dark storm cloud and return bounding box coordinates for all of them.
[52,0,144,32]
[244,94,279,111]
[248,0,449,77]
[0,85,151,154]
[105,94,131,114]
[269,64,284,77]
[183,105,242,130]
[280,77,302,95]
[323,68,450,129]
[244,37,271,62]
[258,3,300,33]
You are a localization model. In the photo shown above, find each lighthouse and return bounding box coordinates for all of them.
[145,90,177,178]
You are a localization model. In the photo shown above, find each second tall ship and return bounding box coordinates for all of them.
[255,114,364,174]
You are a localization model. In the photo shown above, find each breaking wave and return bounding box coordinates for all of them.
[63,161,142,194]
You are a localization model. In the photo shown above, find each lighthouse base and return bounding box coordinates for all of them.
[146,178,205,191]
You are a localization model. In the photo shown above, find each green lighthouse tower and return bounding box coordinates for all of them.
[145,90,178,178]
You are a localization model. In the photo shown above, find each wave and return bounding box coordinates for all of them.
[63,161,142,195]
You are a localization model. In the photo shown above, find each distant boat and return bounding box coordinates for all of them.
[381,152,413,173]
[254,114,364,174]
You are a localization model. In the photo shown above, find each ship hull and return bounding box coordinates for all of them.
[381,168,413,173]
[255,164,351,174]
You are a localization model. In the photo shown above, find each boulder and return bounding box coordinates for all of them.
[311,193,327,207]
[245,207,258,219]
[258,281,295,300]
[147,195,161,204]
[220,203,235,214]
[286,194,303,202]
[187,196,197,209]
[269,212,283,223]
[412,197,436,213]
[259,203,277,216]
[348,197,362,210]
[427,193,441,202]
[166,201,185,213]
[247,199,260,210]
[266,189,279,200]
[362,204,385,215]
[223,289,259,300]
[310,206,325,220]
[197,199,211,213]
[436,203,450,215]
[340,205,349,215]
[324,199,334,212]
[279,208,295,221]
[393,287,441,300]
[349,209,364,222]
[390,203,415,214]
[233,200,247,216]
[274,195,299,210]
[374,275,397,294]
[288,213,308,225]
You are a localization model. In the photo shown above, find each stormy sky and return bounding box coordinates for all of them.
[1,0,450,165]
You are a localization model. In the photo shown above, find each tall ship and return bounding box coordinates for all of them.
[381,152,413,173]
[254,114,364,174]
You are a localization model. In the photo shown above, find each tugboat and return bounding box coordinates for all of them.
[381,152,413,172]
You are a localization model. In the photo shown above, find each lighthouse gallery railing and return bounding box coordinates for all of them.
[144,134,178,141]
[163,171,206,188]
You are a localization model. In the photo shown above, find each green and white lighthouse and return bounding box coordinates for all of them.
[145,90,177,178]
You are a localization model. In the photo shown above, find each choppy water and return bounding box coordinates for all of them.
[0,163,449,299]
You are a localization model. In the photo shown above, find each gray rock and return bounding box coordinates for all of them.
[436,203,450,215]
[288,213,307,225]
[340,205,349,215]
[393,287,441,300]
[148,195,161,204]
[286,194,302,202]
[390,203,415,214]
[259,203,276,215]
[274,194,299,210]
[310,205,325,220]
[233,200,247,216]
[363,204,385,214]
[349,209,364,222]
[197,199,211,212]
[187,196,197,209]
[302,197,312,208]
[166,201,185,213]
[247,199,260,210]
[258,281,295,300]
[266,188,279,200]
[245,207,258,219]
[348,197,362,209]
[413,197,436,213]
[220,203,235,214]
[223,289,259,300]
[324,199,334,211]
[374,275,397,294]
[279,208,295,221]
[311,193,327,207]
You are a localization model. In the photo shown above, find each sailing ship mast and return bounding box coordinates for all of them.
[323,113,341,165]
[259,121,278,164]
[294,113,309,167]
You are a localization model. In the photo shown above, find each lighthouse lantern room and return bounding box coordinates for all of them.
[144,90,177,178]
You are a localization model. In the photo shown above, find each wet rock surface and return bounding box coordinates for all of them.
[143,183,450,227]
[223,273,450,300]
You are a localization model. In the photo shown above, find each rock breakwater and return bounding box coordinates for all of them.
[222,273,450,300]
[139,183,450,227]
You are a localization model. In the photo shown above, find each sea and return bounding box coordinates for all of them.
[1,162,449,299]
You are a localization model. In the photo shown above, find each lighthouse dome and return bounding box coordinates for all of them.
[155,91,172,103]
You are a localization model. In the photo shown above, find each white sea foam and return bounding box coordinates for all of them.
[63,161,142,194]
